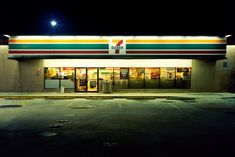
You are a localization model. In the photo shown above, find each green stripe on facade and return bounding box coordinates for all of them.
[9,44,109,49]
[9,44,226,50]
[126,44,226,49]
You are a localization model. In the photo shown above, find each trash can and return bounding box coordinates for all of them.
[61,86,65,93]
[102,80,112,93]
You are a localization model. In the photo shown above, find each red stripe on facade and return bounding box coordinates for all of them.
[126,51,226,54]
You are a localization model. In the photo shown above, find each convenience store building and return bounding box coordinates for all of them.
[0,35,234,92]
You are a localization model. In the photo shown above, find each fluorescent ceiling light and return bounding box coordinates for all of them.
[225,35,232,38]
[3,34,10,38]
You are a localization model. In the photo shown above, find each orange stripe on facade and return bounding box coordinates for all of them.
[9,39,226,44]
[9,39,109,43]
[126,39,225,43]
[112,39,124,43]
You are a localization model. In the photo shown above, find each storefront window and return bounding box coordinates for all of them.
[113,68,129,89]
[176,67,191,88]
[44,67,75,89]
[160,67,175,88]
[145,68,160,79]
[129,68,144,88]
[99,68,113,91]
[44,67,60,88]
[145,68,160,88]
[176,68,191,80]
[60,67,75,89]
[99,68,113,81]
[44,66,192,91]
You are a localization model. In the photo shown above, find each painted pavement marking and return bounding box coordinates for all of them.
[169,104,180,109]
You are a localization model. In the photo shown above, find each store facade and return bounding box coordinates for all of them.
[1,35,234,92]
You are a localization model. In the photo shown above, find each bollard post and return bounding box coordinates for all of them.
[61,86,64,93]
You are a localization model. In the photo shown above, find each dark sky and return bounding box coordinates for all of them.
[0,0,234,36]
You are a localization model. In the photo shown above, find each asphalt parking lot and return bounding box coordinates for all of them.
[0,94,235,157]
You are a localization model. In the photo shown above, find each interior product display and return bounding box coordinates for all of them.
[90,80,97,88]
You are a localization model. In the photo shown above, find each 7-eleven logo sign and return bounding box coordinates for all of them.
[109,39,126,54]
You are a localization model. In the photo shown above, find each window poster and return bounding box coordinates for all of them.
[160,68,167,79]
[161,67,175,80]
[150,68,160,79]
[166,67,175,79]
[120,68,129,79]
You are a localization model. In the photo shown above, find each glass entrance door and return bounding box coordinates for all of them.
[87,68,98,92]
[75,68,87,92]
[75,68,98,92]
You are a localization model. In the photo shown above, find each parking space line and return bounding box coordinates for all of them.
[169,104,180,109]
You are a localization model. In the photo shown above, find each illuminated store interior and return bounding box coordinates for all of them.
[44,59,192,92]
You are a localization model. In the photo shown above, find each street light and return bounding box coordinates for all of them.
[48,18,63,34]
[50,20,57,27]
[3,34,10,38]
[225,35,232,38]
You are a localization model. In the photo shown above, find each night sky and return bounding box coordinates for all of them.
[0,0,234,36]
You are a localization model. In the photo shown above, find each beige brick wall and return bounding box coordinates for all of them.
[191,46,235,92]
[0,46,44,92]
[191,59,217,92]
[215,46,235,92]
[19,59,44,92]
[0,46,20,91]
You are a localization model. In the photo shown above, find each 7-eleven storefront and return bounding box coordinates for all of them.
[7,36,226,92]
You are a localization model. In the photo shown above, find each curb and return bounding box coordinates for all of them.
[0,95,169,100]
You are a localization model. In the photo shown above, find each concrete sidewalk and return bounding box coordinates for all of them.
[0,91,234,99]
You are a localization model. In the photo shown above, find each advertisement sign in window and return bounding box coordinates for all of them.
[161,67,175,80]
[120,68,129,79]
